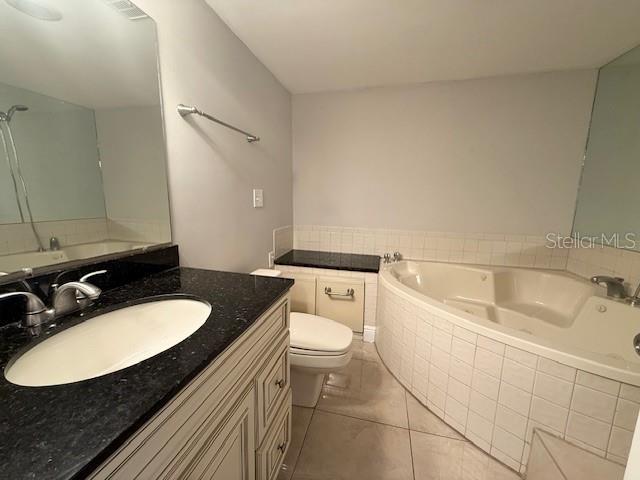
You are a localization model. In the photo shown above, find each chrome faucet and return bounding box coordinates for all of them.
[393,251,402,262]
[50,281,101,317]
[628,282,640,307]
[49,236,60,251]
[0,291,50,327]
[0,274,102,327]
[590,275,627,299]
[383,253,392,264]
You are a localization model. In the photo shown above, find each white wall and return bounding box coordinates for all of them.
[293,70,597,236]
[96,106,170,223]
[135,0,292,272]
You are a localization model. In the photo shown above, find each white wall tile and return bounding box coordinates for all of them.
[537,357,576,382]
[533,371,574,408]
[530,396,569,433]
[472,370,501,400]
[451,337,476,365]
[467,410,494,445]
[501,358,535,392]
[566,411,611,451]
[474,347,503,378]
[449,357,473,386]
[492,426,525,463]
[576,371,621,396]
[470,390,498,421]
[447,377,471,406]
[608,427,634,458]
[613,398,640,431]
[477,336,505,355]
[498,382,532,416]
[571,385,617,423]
[495,404,528,440]
[620,384,640,403]
[505,345,538,369]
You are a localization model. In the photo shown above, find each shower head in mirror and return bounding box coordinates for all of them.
[0,105,29,122]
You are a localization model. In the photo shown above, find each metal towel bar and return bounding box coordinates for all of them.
[177,104,260,143]
[324,287,355,298]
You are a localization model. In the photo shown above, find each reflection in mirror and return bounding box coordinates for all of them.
[0,0,170,275]
[573,44,640,250]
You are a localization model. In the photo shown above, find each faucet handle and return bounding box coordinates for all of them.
[79,269,107,283]
[0,291,46,314]
[393,251,402,262]
[383,253,391,264]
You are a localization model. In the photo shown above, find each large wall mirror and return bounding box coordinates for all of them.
[573,44,640,250]
[0,0,170,276]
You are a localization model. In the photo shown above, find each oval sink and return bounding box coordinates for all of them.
[5,298,211,387]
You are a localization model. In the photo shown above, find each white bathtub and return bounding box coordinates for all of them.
[376,260,640,471]
[0,241,151,273]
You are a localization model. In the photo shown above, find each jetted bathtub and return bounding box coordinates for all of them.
[376,260,640,471]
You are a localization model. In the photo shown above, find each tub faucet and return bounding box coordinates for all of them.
[393,252,402,262]
[383,253,392,264]
[628,282,640,307]
[590,275,626,299]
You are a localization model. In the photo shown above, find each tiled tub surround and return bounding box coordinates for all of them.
[567,243,640,294]
[0,218,109,255]
[0,218,169,258]
[293,225,568,269]
[376,261,640,474]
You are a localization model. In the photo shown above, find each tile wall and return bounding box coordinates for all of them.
[567,244,640,294]
[376,276,640,474]
[0,218,109,255]
[273,225,293,258]
[106,218,171,244]
[527,429,625,480]
[293,225,568,269]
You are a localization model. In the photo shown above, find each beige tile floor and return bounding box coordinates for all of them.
[279,340,522,480]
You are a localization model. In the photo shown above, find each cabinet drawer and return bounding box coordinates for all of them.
[256,337,290,444]
[316,276,364,333]
[257,391,292,480]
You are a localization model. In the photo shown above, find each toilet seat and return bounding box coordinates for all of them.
[289,312,353,356]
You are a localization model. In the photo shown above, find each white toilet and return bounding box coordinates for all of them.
[252,269,354,407]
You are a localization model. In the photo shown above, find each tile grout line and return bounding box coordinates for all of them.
[405,390,417,480]
[287,406,317,480]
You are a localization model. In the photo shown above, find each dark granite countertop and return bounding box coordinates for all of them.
[0,267,293,480]
[275,249,380,273]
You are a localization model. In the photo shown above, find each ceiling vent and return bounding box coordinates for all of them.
[102,0,148,20]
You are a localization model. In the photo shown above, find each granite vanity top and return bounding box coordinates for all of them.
[275,249,380,273]
[0,267,293,480]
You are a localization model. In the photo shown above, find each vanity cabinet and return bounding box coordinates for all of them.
[89,295,291,480]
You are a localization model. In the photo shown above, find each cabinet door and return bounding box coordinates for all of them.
[182,386,256,480]
[316,276,364,332]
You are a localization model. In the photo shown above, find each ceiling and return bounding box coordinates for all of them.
[206,0,640,94]
[0,0,159,109]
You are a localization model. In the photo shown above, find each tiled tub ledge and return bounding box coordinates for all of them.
[375,269,640,475]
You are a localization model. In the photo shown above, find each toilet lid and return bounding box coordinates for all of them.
[290,312,353,354]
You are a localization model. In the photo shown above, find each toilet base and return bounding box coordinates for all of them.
[291,368,325,407]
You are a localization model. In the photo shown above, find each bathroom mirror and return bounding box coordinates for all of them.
[572,44,640,250]
[0,0,171,275]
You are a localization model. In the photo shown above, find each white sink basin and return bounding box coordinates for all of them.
[5,298,211,387]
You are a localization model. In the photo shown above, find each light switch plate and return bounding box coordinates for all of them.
[253,188,264,208]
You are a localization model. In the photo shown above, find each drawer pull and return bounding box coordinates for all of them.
[277,442,287,453]
[275,379,286,389]
[324,287,355,297]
